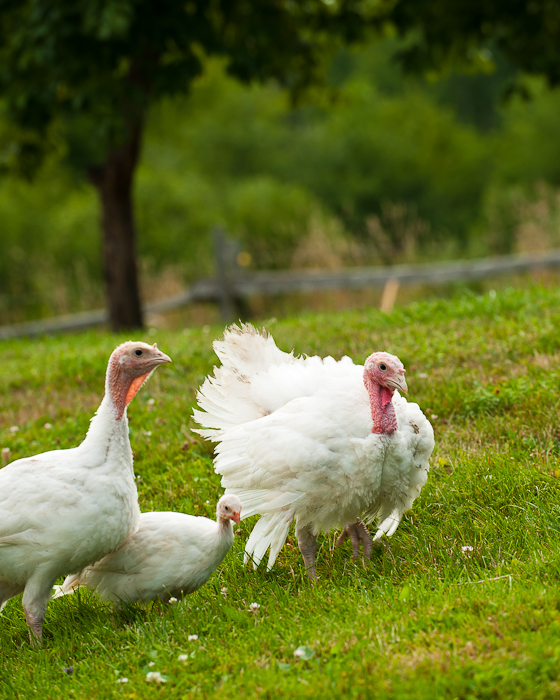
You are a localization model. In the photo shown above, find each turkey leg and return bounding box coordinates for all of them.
[337,519,372,560]
[22,576,54,645]
[296,525,319,581]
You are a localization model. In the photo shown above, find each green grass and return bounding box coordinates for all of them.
[3,284,560,698]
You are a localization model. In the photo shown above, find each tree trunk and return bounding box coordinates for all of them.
[89,122,143,331]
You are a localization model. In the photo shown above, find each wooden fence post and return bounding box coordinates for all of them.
[380,277,400,313]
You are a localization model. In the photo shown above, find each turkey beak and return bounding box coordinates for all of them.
[151,349,172,366]
[397,374,408,394]
[232,511,241,526]
[388,372,408,394]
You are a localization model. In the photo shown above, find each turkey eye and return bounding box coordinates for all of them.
[379,363,387,371]
[135,349,143,357]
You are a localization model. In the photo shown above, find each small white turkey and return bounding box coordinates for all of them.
[193,324,434,580]
[0,341,171,641]
[54,494,242,604]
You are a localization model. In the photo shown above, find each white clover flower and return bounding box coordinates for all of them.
[188,634,198,642]
[178,654,188,662]
[148,398,155,406]
[143,431,152,437]
[44,423,53,430]
[461,545,474,554]
[168,597,178,604]
[430,415,438,420]
[146,671,166,684]
[147,661,155,667]
[294,645,314,660]
[1,448,10,461]
[249,602,260,612]
[9,426,19,434]
[220,587,228,596]
[116,678,128,684]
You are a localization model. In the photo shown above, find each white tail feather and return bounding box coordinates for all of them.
[229,489,275,519]
[243,512,293,570]
[228,488,300,519]
[192,323,297,437]
[267,517,292,569]
[52,573,82,599]
[213,323,294,373]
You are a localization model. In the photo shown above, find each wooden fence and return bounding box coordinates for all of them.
[2,239,560,340]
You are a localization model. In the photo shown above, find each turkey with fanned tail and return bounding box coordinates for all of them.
[193,324,434,580]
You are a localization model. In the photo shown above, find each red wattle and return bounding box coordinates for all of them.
[364,374,398,435]
[107,355,151,420]
[125,373,150,406]
[380,386,393,408]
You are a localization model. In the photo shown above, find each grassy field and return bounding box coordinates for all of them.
[2,285,560,698]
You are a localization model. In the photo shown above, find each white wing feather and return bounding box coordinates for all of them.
[194,324,434,570]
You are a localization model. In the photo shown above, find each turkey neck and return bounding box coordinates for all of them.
[79,356,142,464]
[105,354,151,421]
[217,516,233,538]
[364,375,397,435]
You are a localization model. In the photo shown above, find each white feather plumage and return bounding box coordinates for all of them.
[0,341,171,639]
[193,324,434,573]
[54,494,241,604]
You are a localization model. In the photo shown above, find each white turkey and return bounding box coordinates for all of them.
[193,324,434,580]
[53,494,242,604]
[0,341,171,640]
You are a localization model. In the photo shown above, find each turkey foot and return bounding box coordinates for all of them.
[24,608,44,646]
[296,526,319,581]
[337,519,372,560]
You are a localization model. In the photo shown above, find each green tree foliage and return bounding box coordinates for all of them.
[383,0,560,86]
[494,80,560,187]
[0,0,367,170]
[4,37,560,323]
[0,0,375,329]
[282,77,489,251]
[150,44,492,254]
[0,169,99,322]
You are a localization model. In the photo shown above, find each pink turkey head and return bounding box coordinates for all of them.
[217,494,242,526]
[364,352,408,394]
[107,341,172,419]
[363,352,407,434]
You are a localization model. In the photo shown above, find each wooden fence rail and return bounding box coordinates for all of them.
[2,247,560,340]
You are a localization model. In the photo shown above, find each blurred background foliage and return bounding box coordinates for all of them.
[3,35,560,323]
